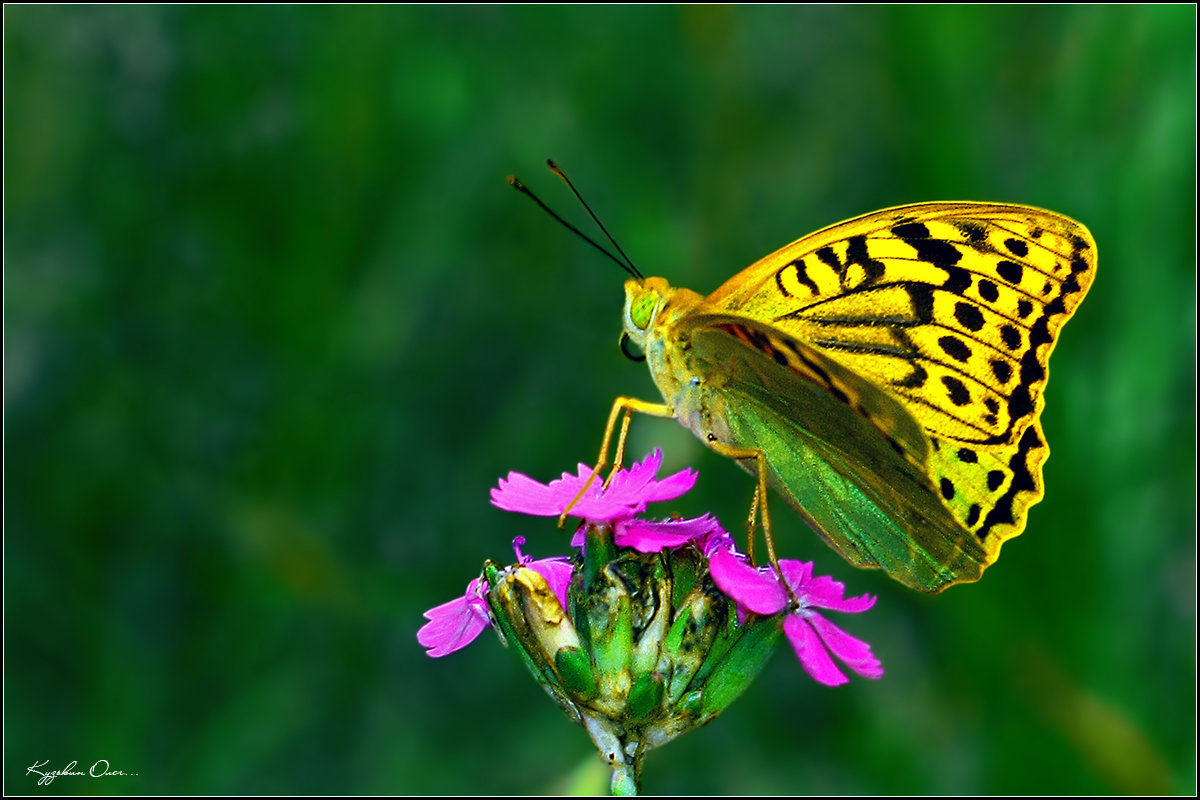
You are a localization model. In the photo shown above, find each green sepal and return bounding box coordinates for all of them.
[630,555,671,676]
[555,646,598,699]
[627,672,665,722]
[587,561,633,681]
[580,522,618,591]
[483,563,568,698]
[687,604,742,690]
[661,585,723,702]
[678,689,704,717]
[573,522,618,652]
[665,546,700,607]
[697,615,783,720]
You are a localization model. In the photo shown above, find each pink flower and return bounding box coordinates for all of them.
[569,513,725,553]
[490,449,696,523]
[709,547,883,687]
[418,538,573,658]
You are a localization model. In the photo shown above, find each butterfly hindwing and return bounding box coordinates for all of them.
[674,313,988,591]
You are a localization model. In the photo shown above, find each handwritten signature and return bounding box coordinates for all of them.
[26,760,136,786]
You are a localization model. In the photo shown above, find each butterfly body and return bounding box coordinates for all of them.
[621,203,1096,592]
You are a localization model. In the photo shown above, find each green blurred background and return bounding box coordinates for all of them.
[5,5,1195,795]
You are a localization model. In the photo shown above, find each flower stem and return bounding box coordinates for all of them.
[581,711,642,795]
[610,759,638,796]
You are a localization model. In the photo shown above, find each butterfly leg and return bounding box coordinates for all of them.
[705,441,801,609]
[743,483,762,564]
[557,396,675,528]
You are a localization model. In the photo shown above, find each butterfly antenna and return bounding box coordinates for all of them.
[546,159,644,280]
[507,174,645,282]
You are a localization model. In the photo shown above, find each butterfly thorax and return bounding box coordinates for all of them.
[623,277,734,444]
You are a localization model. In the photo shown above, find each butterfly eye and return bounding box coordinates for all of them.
[629,293,658,332]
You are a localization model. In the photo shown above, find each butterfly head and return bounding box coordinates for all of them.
[622,277,667,347]
[622,275,708,354]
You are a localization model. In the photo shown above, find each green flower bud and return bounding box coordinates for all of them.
[483,525,783,789]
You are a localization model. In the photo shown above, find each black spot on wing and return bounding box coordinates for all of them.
[1070,251,1090,275]
[996,260,1024,284]
[990,359,1012,383]
[942,375,970,406]
[942,266,972,296]
[1008,384,1033,421]
[1000,325,1021,350]
[892,221,929,239]
[1004,238,1029,257]
[957,448,977,463]
[940,478,955,501]
[983,396,1000,426]
[846,235,886,283]
[816,246,842,272]
[1017,299,1033,319]
[938,336,971,362]
[954,301,985,332]
[908,284,936,324]
[781,259,820,296]
[892,221,964,269]
[895,363,928,389]
[977,280,999,303]
[1020,357,1045,385]
[977,425,1043,540]
[954,221,987,244]
[774,266,793,298]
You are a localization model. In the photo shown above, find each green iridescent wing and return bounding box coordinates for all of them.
[674,313,986,591]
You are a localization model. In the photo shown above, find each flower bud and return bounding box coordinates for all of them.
[483,527,783,775]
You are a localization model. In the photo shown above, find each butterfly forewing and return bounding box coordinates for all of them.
[704,203,1096,569]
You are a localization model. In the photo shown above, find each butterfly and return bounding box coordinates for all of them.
[511,172,1096,593]
[610,202,1096,593]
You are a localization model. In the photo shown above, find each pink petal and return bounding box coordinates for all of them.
[546,464,599,500]
[639,470,698,503]
[802,574,876,613]
[490,471,566,516]
[417,579,491,658]
[806,612,884,680]
[604,450,697,503]
[709,548,788,615]
[783,614,848,686]
[568,525,587,549]
[603,450,662,495]
[616,515,715,553]
[581,451,695,514]
[546,463,643,521]
[571,496,644,522]
[490,451,698,524]
[777,559,814,591]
